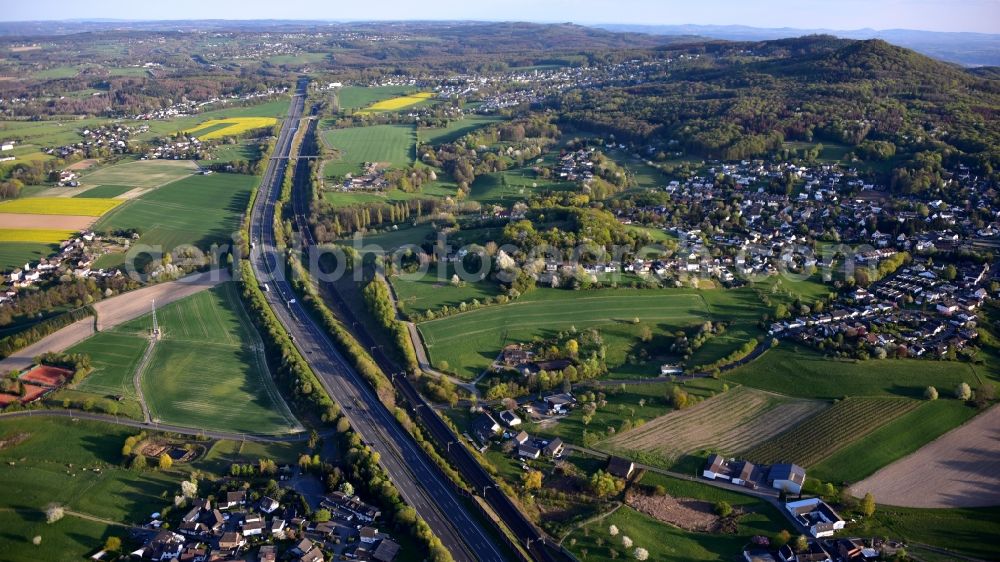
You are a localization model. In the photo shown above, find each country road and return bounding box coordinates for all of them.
[0,269,231,373]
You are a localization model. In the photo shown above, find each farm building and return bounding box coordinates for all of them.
[499,409,522,427]
[785,498,845,538]
[703,454,759,487]
[768,463,807,494]
[606,456,635,479]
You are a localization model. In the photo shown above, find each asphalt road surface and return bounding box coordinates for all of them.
[248,79,507,562]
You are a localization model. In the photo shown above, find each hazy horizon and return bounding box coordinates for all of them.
[4,0,999,34]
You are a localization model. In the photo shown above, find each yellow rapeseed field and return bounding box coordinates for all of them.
[185,117,279,140]
[0,228,78,243]
[358,92,435,114]
[0,197,122,216]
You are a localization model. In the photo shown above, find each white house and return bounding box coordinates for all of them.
[786,498,845,538]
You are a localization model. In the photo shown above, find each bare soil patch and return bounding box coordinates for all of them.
[0,213,96,230]
[20,365,72,387]
[851,405,1000,508]
[625,490,720,532]
[0,431,30,450]
[65,159,98,171]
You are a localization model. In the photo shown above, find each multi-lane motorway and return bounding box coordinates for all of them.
[248,80,508,562]
[286,94,568,562]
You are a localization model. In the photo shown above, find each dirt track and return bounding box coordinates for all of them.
[93,269,231,330]
[0,269,231,373]
[850,405,1000,508]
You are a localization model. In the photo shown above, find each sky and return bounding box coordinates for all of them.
[3,0,1000,34]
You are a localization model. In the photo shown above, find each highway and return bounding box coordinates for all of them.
[287,97,567,562]
[248,79,507,562]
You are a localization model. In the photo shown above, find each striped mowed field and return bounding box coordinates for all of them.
[418,288,711,379]
[601,387,828,464]
[113,282,300,434]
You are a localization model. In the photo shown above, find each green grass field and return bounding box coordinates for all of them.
[0,242,57,271]
[322,124,415,177]
[469,170,575,204]
[0,416,308,560]
[392,264,503,317]
[201,141,262,164]
[808,400,980,483]
[110,283,300,434]
[417,115,505,146]
[73,184,134,198]
[71,332,149,399]
[335,86,414,111]
[80,159,196,190]
[860,505,1000,560]
[0,507,114,562]
[728,343,987,400]
[533,379,726,446]
[742,397,920,467]
[0,118,107,149]
[418,288,712,379]
[567,471,787,561]
[93,173,256,268]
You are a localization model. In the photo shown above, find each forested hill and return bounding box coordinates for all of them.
[550,36,1000,189]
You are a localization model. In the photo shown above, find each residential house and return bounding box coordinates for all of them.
[542,438,564,458]
[360,526,379,544]
[222,490,246,509]
[498,409,522,427]
[374,538,401,562]
[259,496,280,514]
[470,412,501,444]
[518,442,541,459]
[606,456,635,479]
[217,532,245,551]
[298,547,324,562]
[786,498,845,538]
[768,463,806,494]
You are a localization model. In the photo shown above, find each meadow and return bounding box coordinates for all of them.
[566,471,787,561]
[532,378,726,446]
[321,124,415,177]
[742,397,920,467]
[417,115,505,146]
[391,263,503,317]
[0,416,307,560]
[93,173,255,268]
[469,169,575,204]
[80,159,196,190]
[727,343,988,400]
[185,117,277,140]
[418,287,712,379]
[0,198,121,216]
[114,282,300,434]
[73,185,134,198]
[71,331,149,400]
[0,242,57,271]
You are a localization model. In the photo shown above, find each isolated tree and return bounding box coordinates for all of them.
[339,481,355,496]
[714,501,733,518]
[861,492,876,517]
[104,537,121,552]
[45,504,64,524]
[774,529,792,547]
[129,454,147,471]
[158,453,173,470]
[621,535,633,549]
[634,547,649,560]
[924,386,938,400]
[794,534,809,552]
[522,470,543,491]
[608,524,619,537]
[32,536,41,546]
[955,382,972,400]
